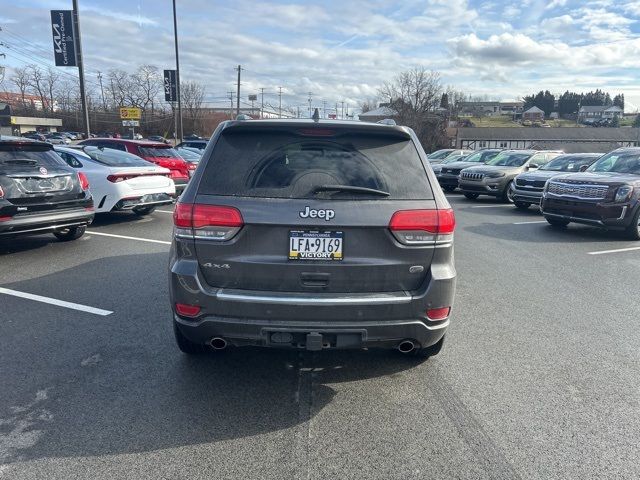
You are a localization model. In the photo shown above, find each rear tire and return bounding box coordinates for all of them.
[546,217,570,228]
[443,186,457,193]
[133,206,156,216]
[413,336,445,358]
[514,201,531,210]
[53,226,86,241]
[464,193,479,200]
[623,208,640,240]
[173,322,209,355]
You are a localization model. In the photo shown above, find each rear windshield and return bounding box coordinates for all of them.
[138,147,180,158]
[540,154,600,172]
[83,147,152,167]
[0,144,67,167]
[198,130,433,200]
[588,152,640,174]
[486,152,532,167]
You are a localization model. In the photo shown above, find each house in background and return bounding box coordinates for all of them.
[358,104,398,123]
[578,105,623,124]
[459,101,523,117]
[522,106,545,123]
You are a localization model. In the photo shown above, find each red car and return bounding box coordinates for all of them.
[78,138,193,192]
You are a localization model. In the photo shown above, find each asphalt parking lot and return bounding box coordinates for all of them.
[1,195,640,480]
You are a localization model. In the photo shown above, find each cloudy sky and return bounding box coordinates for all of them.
[1,0,640,113]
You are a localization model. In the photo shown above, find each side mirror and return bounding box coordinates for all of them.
[579,165,589,172]
[529,163,540,169]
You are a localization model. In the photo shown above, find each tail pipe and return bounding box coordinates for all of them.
[398,340,416,354]
[210,337,228,350]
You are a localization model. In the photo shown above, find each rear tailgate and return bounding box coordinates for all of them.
[190,125,440,294]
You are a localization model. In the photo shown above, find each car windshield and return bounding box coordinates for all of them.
[427,149,452,159]
[485,152,532,167]
[176,148,201,160]
[460,150,500,163]
[540,155,600,172]
[138,147,180,158]
[83,147,152,167]
[588,152,640,174]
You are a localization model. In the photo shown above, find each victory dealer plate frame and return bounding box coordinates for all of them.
[288,230,343,261]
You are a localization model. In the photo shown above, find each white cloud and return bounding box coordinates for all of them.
[546,0,567,9]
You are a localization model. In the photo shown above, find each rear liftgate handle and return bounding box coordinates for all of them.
[300,272,330,288]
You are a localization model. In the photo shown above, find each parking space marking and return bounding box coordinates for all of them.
[513,220,548,225]
[86,231,171,245]
[588,246,640,256]
[0,287,113,316]
[470,204,514,208]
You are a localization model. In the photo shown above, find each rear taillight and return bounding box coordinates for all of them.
[173,203,244,241]
[427,307,451,321]
[175,303,201,317]
[77,172,90,191]
[0,215,12,222]
[389,209,455,245]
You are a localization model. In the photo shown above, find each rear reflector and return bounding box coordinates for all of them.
[78,172,90,191]
[0,215,12,222]
[174,203,244,241]
[175,303,201,317]
[427,307,451,321]
[389,209,455,245]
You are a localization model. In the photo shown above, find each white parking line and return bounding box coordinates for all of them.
[470,204,514,208]
[87,231,171,245]
[0,287,113,316]
[513,220,548,225]
[588,246,640,256]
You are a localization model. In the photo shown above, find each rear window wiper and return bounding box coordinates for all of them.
[313,185,390,196]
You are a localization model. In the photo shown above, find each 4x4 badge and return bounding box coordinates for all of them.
[299,206,335,220]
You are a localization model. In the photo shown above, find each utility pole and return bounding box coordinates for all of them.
[341,101,345,119]
[236,65,241,117]
[297,106,300,118]
[97,71,107,110]
[322,100,326,119]
[72,0,90,138]
[308,92,313,117]
[260,87,265,118]
[172,0,183,142]
[228,90,234,110]
[278,86,283,118]
[335,102,338,119]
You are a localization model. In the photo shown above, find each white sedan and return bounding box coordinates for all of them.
[54,146,176,215]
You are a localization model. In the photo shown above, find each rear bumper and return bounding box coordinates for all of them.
[175,315,447,350]
[0,207,94,236]
[169,249,456,350]
[541,195,636,228]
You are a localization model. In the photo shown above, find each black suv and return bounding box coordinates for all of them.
[0,136,94,240]
[541,147,640,239]
[169,119,456,357]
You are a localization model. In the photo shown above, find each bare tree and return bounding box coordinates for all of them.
[10,66,31,111]
[181,81,206,134]
[44,68,60,114]
[26,65,49,113]
[378,68,446,150]
[133,65,162,115]
[359,98,378,113]
[106,69,130,108]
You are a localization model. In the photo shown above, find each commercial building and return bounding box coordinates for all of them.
[455,127,640,153]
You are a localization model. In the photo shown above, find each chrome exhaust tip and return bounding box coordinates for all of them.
[210,337,228,350]
[398,340,416,353]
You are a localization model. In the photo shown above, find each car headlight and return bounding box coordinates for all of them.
[614,185,633,203]
[484,172,505,178]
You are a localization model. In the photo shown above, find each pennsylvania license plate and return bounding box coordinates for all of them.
[289,231,343,261]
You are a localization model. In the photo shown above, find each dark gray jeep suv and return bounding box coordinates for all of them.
[169,118,456,357]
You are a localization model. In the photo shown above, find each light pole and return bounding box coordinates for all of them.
[172,0,183,142]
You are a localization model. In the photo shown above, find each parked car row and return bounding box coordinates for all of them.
[0,133,208,242]
[433,147,640,240]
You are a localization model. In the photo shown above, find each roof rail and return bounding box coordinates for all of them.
[376,118,396,126]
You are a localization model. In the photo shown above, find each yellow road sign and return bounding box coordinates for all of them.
[120,107,141,120]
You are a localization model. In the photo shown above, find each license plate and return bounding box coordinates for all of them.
[289,231,343,261]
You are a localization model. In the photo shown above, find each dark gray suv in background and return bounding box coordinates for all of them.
[169,118,456,357]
